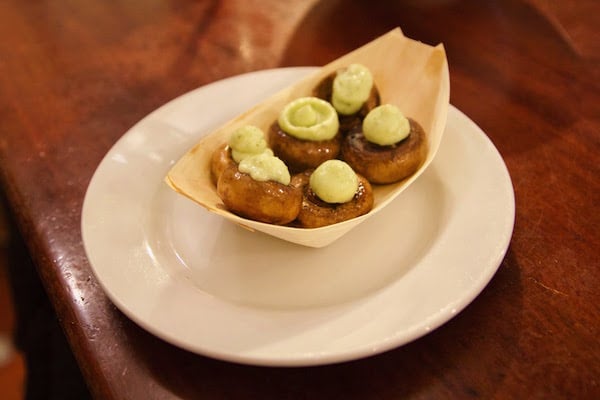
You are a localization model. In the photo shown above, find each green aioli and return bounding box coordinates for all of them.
[228,125,270,163]
[309,160,358,203]
[238,152,291,185]
[332,64,374,115]
[362,104,410,146]
[278,97,339,141]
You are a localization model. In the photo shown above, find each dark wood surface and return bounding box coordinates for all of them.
[1,0,598,398]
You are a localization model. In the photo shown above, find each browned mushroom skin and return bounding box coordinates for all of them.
[216,165,302,225]
[210,143,236,186]
[312,72,381,133]
[341,118,428,185]
[290,170,374,228]
[268,121,341,173]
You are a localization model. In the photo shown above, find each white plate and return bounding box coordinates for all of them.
[81,67,515,366]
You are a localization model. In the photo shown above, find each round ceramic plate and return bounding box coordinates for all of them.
[81,67,515,366]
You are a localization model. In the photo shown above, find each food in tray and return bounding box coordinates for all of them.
[211,125,301,225]
[216,151,302,226]
[211,63,427,227]
[165,28,449,247]
[313,63,380,133]
[268,97,341,172]
[210,125,269,185]
[291,160,373,228]
[214,124,374,227]
[342,104,428,184]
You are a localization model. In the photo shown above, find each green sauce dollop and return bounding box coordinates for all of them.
[362,104,410,146]
[229,125,269,163]
[332,64,374,115]
[278,97,339,141]
[309,160,358,204]
[238,152,291,185]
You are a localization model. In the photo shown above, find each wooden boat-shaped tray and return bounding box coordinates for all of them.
[166,28,449,248]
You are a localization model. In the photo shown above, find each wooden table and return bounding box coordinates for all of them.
[1,0,598,398]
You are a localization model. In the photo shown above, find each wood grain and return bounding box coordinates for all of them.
[0,0,598,398]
